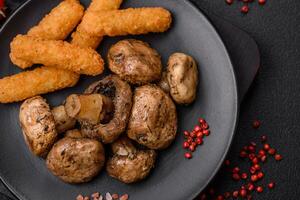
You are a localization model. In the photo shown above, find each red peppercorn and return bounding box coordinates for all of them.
[256,186,263,193]
[232,167,240,173]
[250,175,258,182]
[232,191,239,198]
[187,137,193,144]
[194,125,201,132]
[252,157,259,164]
[253,164,261,171]
[190,132,196,138]
[184,152,192,159]
[261,155,267,162]
[239,189,247,197]
[268,182,275,189]
[258,0,266,5]
[250,142,257,147]
[268,148,276,155]
[243,146,248,151]
[199,118,205,124]
[258,150,266,156]
[196,137,203,145]
[216,195,224,200]
[203,129,210,136]
[263,143,270,150]
[224,192,231,198]
[232,173,241,181]
[257,172,264,179]
[261,135,267,142]
[224,159,230,166]
[248,145,255,153]
[201,122,209,130]
[189,145,195,152]
[247,195,253,200]
[225,0,233,5]
[241,173,248,180]
[196,131,203,138]
[183,141,189,149]
[239,151,248,158]
[250,166,256,174]
[183,131,189,137]
[248,153,256,160]
[275,154,283,161]
[247,183,255,191]
[252,120,261,129]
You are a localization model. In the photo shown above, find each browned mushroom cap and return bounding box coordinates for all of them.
[46,137,105,184]
[108,39,162,85]
[81,75,132,144]
[19,96,58,157]
[106,136,156,184]
[127,85,177,149]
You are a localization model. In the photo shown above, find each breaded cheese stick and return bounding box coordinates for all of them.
[71,0,123,49]
[10,35,104,76]
[80,7,172,37]
[12,0,84,69]
[0,67,79,103]
[28,0,84,40]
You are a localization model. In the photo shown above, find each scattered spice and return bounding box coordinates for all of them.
[268,182,275,189]
[182,117,210,159]
[198,120,283,199]
[76,193,129,200]
[225,0,267,14]
[252,120,261,129]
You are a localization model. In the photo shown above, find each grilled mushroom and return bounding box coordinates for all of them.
[81,75,132,144]
[127,85,177,149]
[19,96,57,157]
[167,53,198,104]
[46,137,105,184]
[106,136,156,184]
[108,39,162,85]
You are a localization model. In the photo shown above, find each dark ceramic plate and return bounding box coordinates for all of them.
[0,0,238,199]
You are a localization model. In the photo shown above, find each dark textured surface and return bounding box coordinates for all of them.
[190,0,300,200]
[0,0,238,200]
[1,0,299,199]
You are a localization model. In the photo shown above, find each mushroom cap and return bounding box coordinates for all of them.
[106,136,156,184]
[46,137,105,184]
[19,96,57,157]
[108,39,162,85]
[127,85,177,149]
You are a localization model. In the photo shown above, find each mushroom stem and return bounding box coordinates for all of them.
[52,105,76,134]
[65,94,113,125]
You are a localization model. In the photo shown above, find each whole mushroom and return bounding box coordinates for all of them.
[51,105,76,134]
[127,85,177,149]
[106,136,156,184]
[19,96,58,157]
[167,53,198,104]
[46,137,105,184]
[81,75,132,144]
[108,39,162,85]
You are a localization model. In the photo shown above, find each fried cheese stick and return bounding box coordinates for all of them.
[11,0,84,69]
[80,7,172,37]
[0,67,79,103]
[10,35,104,76]
[71,0,123,49]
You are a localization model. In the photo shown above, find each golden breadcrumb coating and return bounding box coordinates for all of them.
[10,35,104,76]
[80,7,172,37]
[0,66,79,103]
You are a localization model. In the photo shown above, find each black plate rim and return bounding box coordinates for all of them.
[0,0,239,199]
